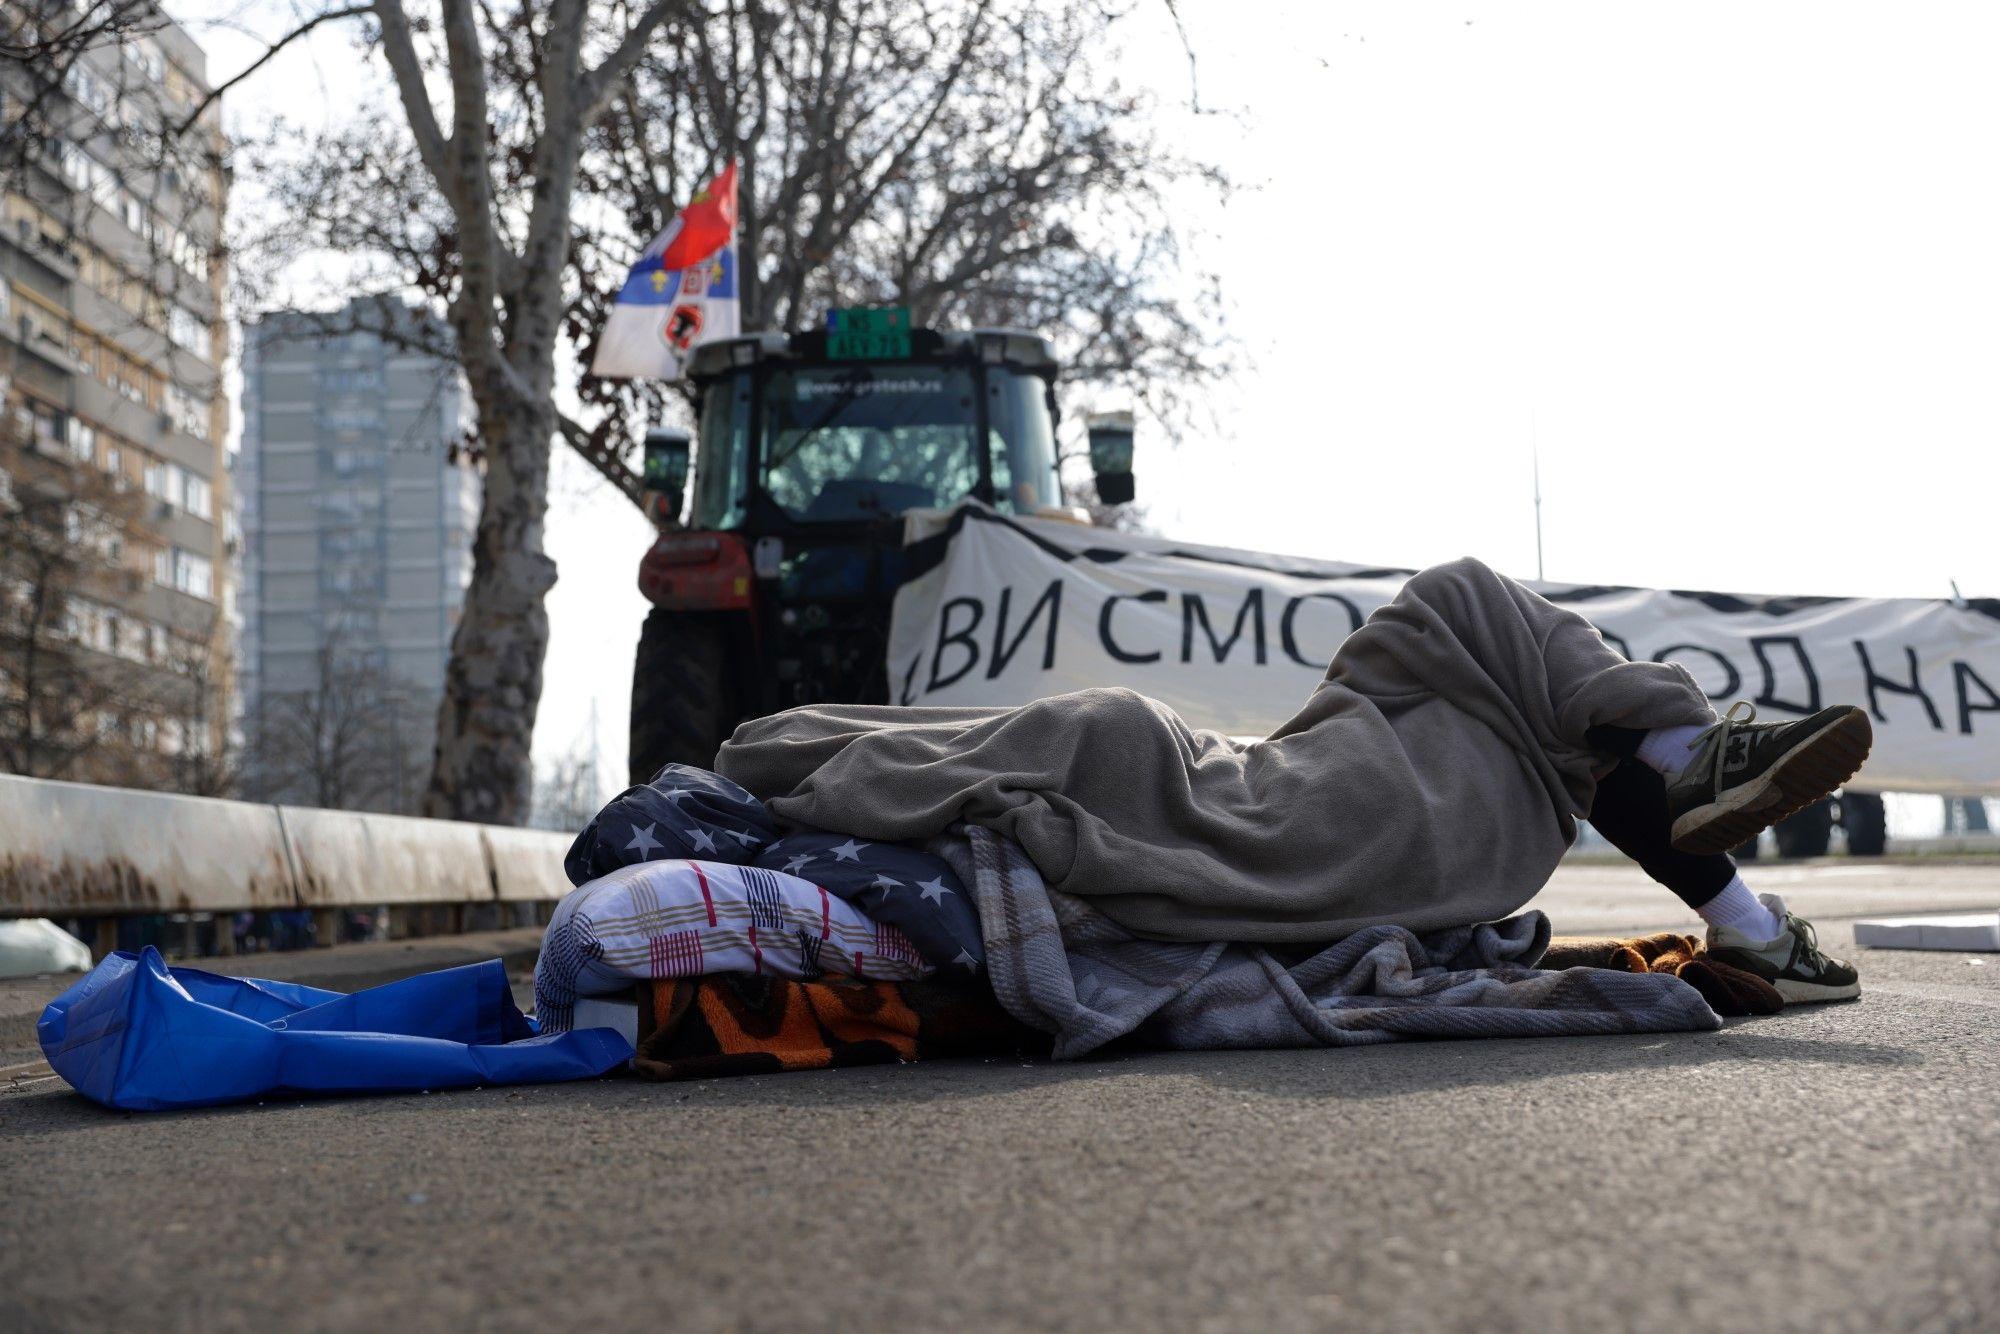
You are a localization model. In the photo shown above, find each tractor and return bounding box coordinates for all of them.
[627,310,1136,782]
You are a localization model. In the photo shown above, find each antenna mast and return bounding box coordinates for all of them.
[1531,410,1544,582]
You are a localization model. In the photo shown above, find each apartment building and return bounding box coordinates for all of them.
[0,18,233,787]
[239,299,477,808]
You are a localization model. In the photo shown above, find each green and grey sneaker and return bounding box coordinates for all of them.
[1705,894,1861,1003]
[1666,702,1873,856]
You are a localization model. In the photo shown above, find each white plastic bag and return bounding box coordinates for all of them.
[0,918,92,978]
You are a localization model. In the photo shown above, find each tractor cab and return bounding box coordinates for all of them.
[629,312,1135,780]
[679,325,1066,531]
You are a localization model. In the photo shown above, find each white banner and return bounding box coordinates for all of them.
[888,505,2000,797]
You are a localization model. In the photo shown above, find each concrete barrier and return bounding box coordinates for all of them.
[0,774,576,953]
[485,824,574,903]
[0,775,296,916]
[279,805,496,908]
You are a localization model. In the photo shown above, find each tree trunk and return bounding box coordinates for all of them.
[422,392,559,824]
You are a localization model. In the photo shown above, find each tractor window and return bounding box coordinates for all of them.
[987,367,1061,513]
[692,373,751,529]
[759,365,982,521]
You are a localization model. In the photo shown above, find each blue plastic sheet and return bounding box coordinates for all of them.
[38,947,634,1111]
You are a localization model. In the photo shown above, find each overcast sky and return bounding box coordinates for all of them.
[185,1,2000,792]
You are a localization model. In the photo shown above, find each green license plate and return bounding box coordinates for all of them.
[826,306,912,359]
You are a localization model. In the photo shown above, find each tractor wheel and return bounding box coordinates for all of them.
[1839,792,1888,857]
[629,610,738,783]
[1772,798,1835,859]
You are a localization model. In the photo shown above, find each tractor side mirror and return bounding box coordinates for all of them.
[643,427,692,527]
[1087,412,1136,507]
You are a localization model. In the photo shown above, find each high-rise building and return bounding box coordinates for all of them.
[239,299,477,811]
[0,18,233,789]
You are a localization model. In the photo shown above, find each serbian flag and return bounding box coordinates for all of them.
[590,161,741,380]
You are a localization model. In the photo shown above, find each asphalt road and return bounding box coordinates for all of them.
[4,860,1997,1332]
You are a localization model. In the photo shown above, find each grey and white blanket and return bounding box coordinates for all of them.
[718,556,1715,944]
[932,824,1721,1057]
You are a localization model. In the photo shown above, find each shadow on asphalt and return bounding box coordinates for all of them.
[4,1019,1923,1134]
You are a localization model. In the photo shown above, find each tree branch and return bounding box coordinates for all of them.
[578,0,690,126]
[559,412,644,506]
[371,0,455,194]
[172,5,374,137]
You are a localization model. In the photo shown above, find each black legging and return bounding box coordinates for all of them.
[1585,726,1737,910]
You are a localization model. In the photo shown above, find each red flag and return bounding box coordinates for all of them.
[656,161,740,271]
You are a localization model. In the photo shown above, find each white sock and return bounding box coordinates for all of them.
[1696,875,1783,941]
[1635,723,1707,779]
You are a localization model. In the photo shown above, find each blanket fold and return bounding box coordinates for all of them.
[934,826,1720,1059]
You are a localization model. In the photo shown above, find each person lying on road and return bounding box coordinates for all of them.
[719,557,1870,1004]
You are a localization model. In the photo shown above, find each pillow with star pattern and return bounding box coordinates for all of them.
[753,832,984,974]
[563,763,780,886]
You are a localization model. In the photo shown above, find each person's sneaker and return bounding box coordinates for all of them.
[1705,894,1861,1003]
[1666,702,1873,855]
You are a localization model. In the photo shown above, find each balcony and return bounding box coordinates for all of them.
[2,219,79,285]
[4,314,83,377]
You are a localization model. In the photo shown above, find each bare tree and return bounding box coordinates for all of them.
[0,407,205,785]
[528,727,608,834]
[216,0,690,826]
[240,633,428,813]
[570,0,1233,483]
[215,0,1227,824]
[155,628,239,796]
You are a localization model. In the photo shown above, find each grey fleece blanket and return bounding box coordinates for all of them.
[718,556,1716,943]
[930,824,1720,1057]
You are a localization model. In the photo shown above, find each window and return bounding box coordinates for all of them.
[181,472,211,520]
[168,305,207,356]
[126,39,166,85]
[65,62,114,117]
[114,615,148,662]
[107,366,142,404]
[63,598,117,653]
[144,460,172,501]
[69,420,96,465]
[757,365,983,522]
[174,549,214,599]
[319,407,384,435]
[25,401,66,451]
[320,367,384,395]
[155,545,218,599]
[329,447,383,477]
[692,375,751,528]
[163,382,212,438]
[169,227,209,282]
[317,485,382,519]
[321,562,384,596]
